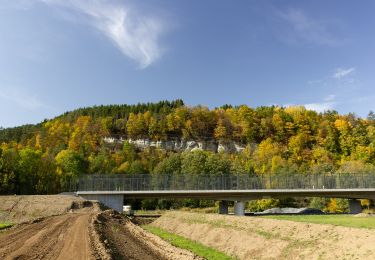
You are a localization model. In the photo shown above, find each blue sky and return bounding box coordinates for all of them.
[0,0,374,127]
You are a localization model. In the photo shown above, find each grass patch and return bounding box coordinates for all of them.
[0,223,12,230]
[263,215,375,229]
[143,225,235,260]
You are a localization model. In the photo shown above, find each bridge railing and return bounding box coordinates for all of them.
[71,173,375,192]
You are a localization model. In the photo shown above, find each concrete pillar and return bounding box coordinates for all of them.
[349,199,362,214]
[218,201,228,214]
[79,194,124,213]
[234,201,245,216]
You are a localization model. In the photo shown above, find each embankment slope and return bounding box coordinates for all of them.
[151,211,375,260]
[0,195,85,224]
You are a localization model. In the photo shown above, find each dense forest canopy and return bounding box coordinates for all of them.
[1,99,375,196]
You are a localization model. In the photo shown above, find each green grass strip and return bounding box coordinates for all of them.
[143,225,235,260]
[263,215,375,229]
[0,223,12,230]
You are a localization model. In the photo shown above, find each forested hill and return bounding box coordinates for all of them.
[0,99,185,143]
[1,99,375,195]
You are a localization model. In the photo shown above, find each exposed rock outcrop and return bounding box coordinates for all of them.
[103,137,245,153]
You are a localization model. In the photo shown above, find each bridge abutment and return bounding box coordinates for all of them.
[234,201,245,216]
[349,199,362,214]
[218,201,229,214]
[79,194,124,213]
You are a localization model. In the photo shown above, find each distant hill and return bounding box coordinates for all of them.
[1,99,375,195]
[0,99,184,143]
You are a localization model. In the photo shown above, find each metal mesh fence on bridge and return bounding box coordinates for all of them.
[70,174,375,192]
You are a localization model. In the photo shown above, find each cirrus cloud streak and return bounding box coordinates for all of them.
[40,0,166,69]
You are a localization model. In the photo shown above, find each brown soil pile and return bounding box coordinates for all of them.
[152,211,375,260]
[94,210,202,260]
[0,195,86,224]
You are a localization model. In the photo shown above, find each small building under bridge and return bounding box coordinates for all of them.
[73,174,375,215]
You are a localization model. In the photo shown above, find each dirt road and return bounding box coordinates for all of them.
[0,213,95,260]
[0,195,201,260]
[0,211,201,260]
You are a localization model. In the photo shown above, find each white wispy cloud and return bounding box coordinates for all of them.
[304,102,335,113]
[307,94,337,113]
[277,8,339,46]
[332,67,355,79]
[0,88,45,110]
[284,95,336,113]
[307,67,357,89]
[39,0,166,69]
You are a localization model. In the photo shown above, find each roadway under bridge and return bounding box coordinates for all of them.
[73,174,375,215]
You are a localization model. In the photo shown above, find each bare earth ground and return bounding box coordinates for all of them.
[151,211,375,260]
[95,210,202,260]
[0,212,96,260]
[0,195,85,224]
[0,196,200,260]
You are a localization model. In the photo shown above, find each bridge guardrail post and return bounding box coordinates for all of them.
[362,172,365,188]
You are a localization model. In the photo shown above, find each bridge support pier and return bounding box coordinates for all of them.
[218,201,229,214]
[234,201,245,216]
[79,194,124,213]
[349,199,362,214]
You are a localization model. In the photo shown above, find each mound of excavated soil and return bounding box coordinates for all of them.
[0,195,88,224]
[151,211,375,260]
[94,210,202,260]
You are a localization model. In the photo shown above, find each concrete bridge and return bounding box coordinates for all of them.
[74,174,375,215]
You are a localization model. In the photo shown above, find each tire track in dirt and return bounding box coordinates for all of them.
[57,213,93,260]
[0,213,95,260]
[0,211,201,260]
[0,218,53,250]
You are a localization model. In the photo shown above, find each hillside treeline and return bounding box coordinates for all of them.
[1,100,375,195]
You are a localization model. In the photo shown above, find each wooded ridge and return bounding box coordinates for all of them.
[1,99,375,196]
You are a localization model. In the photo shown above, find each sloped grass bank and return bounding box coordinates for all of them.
[263,214,375,229]
[144,225,234,260]
[150,211,375,259]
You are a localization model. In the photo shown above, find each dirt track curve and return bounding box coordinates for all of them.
[0,197,200,260]
[0,213,94,260]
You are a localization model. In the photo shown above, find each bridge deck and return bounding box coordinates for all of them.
[76,188,375,200]
[74,174,375,213]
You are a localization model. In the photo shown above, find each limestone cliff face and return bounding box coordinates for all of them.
[103,137,245,153]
